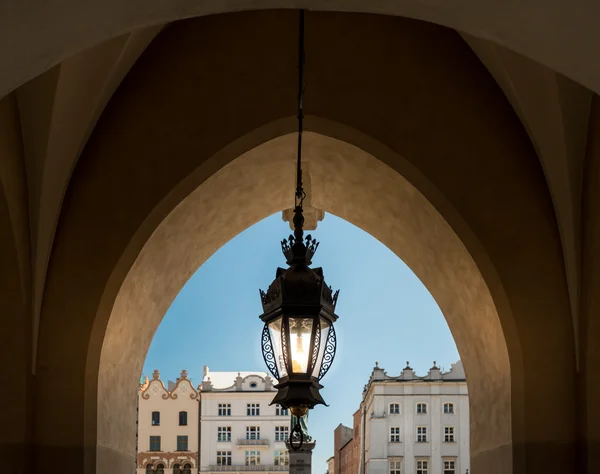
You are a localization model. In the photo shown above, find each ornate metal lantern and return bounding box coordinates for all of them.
[258,9,340,422]
[259,230,339,416]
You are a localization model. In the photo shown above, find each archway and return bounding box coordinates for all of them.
[33,11,574,474]
[101,130,512,474]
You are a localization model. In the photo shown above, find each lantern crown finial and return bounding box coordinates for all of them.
[281,232,319,265]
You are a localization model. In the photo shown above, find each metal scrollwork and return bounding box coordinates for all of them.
[261,324,280,379]
[310,323,321,375]
[318,324,337,381]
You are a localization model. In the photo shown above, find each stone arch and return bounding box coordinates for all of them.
[97,127,515,474]
[33,12,574,474]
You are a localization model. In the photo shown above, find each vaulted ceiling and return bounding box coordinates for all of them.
[0,4,596,367]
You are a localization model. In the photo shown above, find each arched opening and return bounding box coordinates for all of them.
[139,210,469,474]
[97,131,512,473]
[31,11,574,474]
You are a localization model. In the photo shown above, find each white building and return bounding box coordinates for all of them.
[362,361,469,474]
[199,366,291,474]
[137,367,291,474]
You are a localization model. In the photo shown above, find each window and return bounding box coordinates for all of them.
[274,450,289,466]
[276,405,289,416]
[151,411,160,426]
[444,426,455,442]
[175,464,191,474]
[218,403,231,416]
[246,426,260,440]
[179,411,188,426]
[416,460,428,474]
[156,464,165,474]
[443,460,455,474]
[250,382,258,388]
[149,435,161,451]
[389,460,402,474]
[275,426,289,442]
[389,403,400,415]
[217,451,232,466]
[390,426,400,442]
[218,426,232,442]
[416,403,427,414]
[247,403,260,416]
[177,435,188,451]
[245,450,261,466]
[146,464,153,473]
[416,426,428,442]
[443,403,455,415]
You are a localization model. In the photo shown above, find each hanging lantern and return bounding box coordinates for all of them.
[259,231,339,416]
[258,9,340,420]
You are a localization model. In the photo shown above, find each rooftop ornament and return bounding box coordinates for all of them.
[258,9,340,451]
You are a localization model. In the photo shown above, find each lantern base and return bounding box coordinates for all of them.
[269,378,327,411]
[290,406,309,417]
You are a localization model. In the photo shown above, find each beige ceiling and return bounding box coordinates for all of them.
[2,0,600,96]
[0,5,595,369]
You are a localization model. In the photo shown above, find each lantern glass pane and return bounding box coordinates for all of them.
[311,318,331,378]
[268,317,287,377]
[289,318,313,374]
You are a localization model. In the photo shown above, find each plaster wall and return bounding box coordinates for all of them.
[0,93,33,472]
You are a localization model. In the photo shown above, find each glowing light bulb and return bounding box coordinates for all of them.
[296,334,304,353]
[291,332,307,373]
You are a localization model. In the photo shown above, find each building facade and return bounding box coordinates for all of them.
[198,366,291,474]
[138,369,200,473]
[332,361,469,474]
[333,409,361,474]
[137,367,291,474]
[327,457,335,474]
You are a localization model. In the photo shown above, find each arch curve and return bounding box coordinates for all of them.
[96,127,516,473]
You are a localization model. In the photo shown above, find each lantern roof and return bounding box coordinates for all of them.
[259,234,339,322]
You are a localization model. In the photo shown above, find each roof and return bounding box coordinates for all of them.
[203,370,270,390]
[363,360,467,394]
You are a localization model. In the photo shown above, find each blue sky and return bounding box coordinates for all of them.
[142,212,460,472]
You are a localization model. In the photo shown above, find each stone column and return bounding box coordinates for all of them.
[286,440,316,474]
